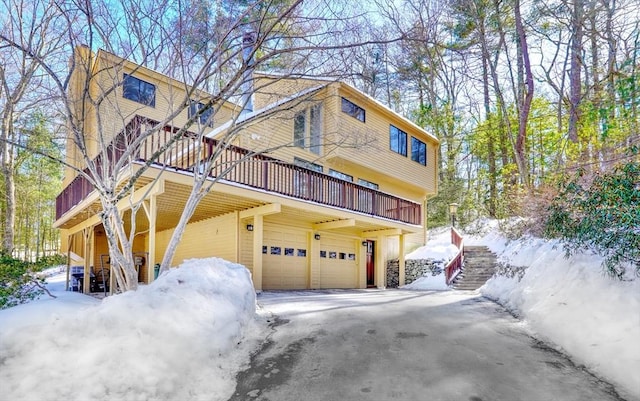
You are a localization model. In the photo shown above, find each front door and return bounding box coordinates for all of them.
[365,240,375,287]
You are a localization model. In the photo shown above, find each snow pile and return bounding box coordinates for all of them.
[401,274,450,291]
[0,258,264,401]
[405,229,459,261]
[468,229,640,399]
[402,230,459,291]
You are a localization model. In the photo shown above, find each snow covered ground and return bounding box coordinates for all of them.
[1,222,638,399]
[401,227,459,291]
[0,258,267,401]
[462,221,640,399]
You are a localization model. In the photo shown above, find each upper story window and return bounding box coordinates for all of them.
[294,157,323,172]
[341,97,365,123]
[357,178,379,190]
[189,101,214,128]
[293,104,322,155]
[411,137,427,165]
[390,125,407,156]
[329,169,353,182]
[123,74,155,107]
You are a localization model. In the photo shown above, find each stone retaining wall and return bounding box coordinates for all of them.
[386,259,445,288]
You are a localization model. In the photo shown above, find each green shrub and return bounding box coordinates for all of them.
[34,254,67,270]
[0,253,47,309]
[545,160,640,278]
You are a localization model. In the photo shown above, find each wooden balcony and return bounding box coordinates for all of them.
[56,116,422,225]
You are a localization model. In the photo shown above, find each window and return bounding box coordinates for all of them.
[390,125,407,156]
[341,97,365,122]
[329,169,353,182]
[357,178,379,212]
[189,101,214,128]
[329,169,353,205]
[357,178,378,190]
[293,105,322,154]
[293,157,323,199]
[309,105,322,154]
[411,137,427,165]
[123,74,155,107]
[294,157,323,172]
[294,111,306,148]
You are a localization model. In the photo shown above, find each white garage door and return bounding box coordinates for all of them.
[319,235,358,289]
[263,226,309,290]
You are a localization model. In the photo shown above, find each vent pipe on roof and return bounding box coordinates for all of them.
[241,32,256,115]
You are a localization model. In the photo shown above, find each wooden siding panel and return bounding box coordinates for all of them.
[155,212,238,267]
[239,218,254,275]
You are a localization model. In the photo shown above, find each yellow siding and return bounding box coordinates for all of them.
[253,75,331,110]
[235,82,437,202]
[155,212,238,267]
[239,217,254,274]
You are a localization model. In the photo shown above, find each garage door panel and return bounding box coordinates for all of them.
[319,236,357,289]
[263,226,308,290]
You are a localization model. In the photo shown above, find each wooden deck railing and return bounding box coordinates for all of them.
[445,227,464,285]
[56,116,422,225]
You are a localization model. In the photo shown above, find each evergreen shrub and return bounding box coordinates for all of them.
[545,160,640,278]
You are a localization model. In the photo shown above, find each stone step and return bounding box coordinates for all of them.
[453,245,498,291]
[464,246,491,250]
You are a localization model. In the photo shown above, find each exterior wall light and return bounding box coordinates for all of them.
[246,224,254,231]
[314,234,321,240]
[449,203,459,227]
[362,241,368,246]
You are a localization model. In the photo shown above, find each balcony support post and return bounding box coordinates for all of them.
[399,234,406,287]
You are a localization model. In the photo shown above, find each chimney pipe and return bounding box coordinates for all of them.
[241,32,256,115]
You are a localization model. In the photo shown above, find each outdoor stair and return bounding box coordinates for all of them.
[453,245,497,290]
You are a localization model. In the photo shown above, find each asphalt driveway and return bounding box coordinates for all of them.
[230,289,629,401]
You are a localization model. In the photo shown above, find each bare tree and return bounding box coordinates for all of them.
[0,0,67,255]
[1,0,393,291]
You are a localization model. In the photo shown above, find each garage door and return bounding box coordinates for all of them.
[263,226,309,290]
[319,235,358,289]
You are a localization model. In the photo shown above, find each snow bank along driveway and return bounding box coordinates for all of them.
[232,289,633,401]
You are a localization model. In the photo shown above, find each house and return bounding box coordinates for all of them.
[54,47,439,292]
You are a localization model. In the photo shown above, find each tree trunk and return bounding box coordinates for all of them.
[1,118,15,255]
[568,0,584,143]
[514,0,533,187]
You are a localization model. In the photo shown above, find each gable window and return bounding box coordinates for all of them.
[293,104,322,154]
[189,101,214,128]
[294,111,306,147]
[411,137,427,165]
[390,125,407,156]
[341,97,365,122]
[123,74,155,107]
